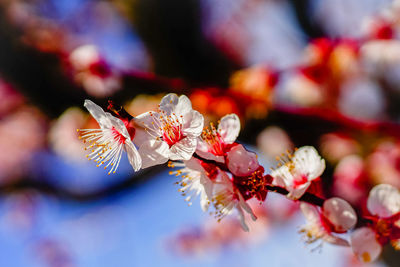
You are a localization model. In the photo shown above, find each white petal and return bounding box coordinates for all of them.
[200,174,214,201]
[271,175,287,188]
[322,234,350,246]
[293,146,325,181]
[199,191,210,212]
[351,227,382,263]
[287,182,310,200]
[367,184,400,218]
[196,139,225,163]
[271,165,292,188]
[169,137,197,161]
[84,100,112,128]
[106,113,130,139]
[175,95,193,116]
[323,197,357,232]
[184,157,203,172]
[159,93,179,114]
[132,128,153,145]
[226,144,259,176]
[238,193,257,221]
[300,202,320,224]
[138,140,169,168]
[125,141,142,171]
[236,204,250,232]
[159,94,192,116]
[199,174,214,212]
[215,169,233,188]
[218,114,240,144]
[182,110,204,138]
[134,111,162,137]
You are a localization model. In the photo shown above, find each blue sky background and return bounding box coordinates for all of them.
[0,151,383,267]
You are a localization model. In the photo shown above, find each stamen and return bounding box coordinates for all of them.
[78,127,126,174]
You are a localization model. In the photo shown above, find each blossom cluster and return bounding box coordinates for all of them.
[78,93,400,263]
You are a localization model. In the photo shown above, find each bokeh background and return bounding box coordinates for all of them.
[1,0,400,266]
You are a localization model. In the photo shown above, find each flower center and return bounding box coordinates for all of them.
[152,111,185,147]
[293,174,309,188]
[212,188,235,222]
[201,122,224,156]
[77,128,125,174]
[299,223,324,245]
[200,161,219,180]
[162,123,182,147]
[236,167,270,201]
[111,127,127,144]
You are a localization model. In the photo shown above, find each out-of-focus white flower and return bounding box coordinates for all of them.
[50,107,87,162]
[361,40,400,66]
[169,158,217,211]
[78,100,141,173]
[134,94,204,168]
[282,73,325,107]
[300,197,357,247]
[69,44,121,97]
[367,184,400,218]
[333,155,365,205]
[70,45,100,70]
[319,133,360,163]
[350,227,382,263]
[338,77,385,120]
[367,141,400,188]
[350,184,400,262]
[256,126,293,159]
[0,106,45,182]
[196,114,240,163]
[271,146,325,200]
[211,171,257,232]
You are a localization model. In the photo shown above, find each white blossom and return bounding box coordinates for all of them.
[78,100,141,173]
[271,146,325,199]
[134,94,204,168]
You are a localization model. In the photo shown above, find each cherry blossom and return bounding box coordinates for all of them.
[169,158,218,211]
[211,171,257,232]
[299,197,357,247]
[271,146,326,200]
[77,100,141,174]
[134,94,204,168]
[196,113,240,163]
[350,184,400,262]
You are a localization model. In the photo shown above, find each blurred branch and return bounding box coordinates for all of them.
[0,6,187,118]
[0,165,164,202]
[116,0,240,85]
[287,0,326,39]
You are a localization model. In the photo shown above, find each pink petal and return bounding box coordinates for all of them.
[288,182,310,200]
[300,202,320,224]
[351,227,382,263]
[195,140,225,163]
[226,144,259,176]
[323,197,357,232]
